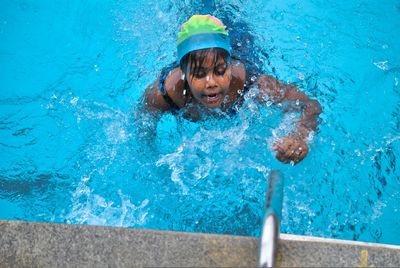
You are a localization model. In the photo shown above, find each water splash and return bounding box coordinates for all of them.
[156,145,189,194]
[373,60,389,71]
[67,177,150,227]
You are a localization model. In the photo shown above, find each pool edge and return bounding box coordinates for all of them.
[1,220,399,267]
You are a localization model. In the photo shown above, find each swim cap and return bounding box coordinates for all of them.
[177,15,231,63]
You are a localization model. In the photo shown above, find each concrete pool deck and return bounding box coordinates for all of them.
[1,220,400,267]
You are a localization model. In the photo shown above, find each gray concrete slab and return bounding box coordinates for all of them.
[1,220,399,267]
[277,234,400,267]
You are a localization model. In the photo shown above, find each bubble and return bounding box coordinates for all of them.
[370,227,382,241]
[70,96,79,106]
[373,61,388,71]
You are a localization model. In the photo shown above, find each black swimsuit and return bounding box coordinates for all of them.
[158,61,181,112]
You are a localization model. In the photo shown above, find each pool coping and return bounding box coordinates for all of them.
[1,220,399,267]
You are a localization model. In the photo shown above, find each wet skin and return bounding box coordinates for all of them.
[143,51,322,164]
[185,55,232,109]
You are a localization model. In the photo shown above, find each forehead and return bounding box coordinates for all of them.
[189,51,227,68]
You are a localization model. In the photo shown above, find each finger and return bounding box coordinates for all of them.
[284,146,301,162]
[291,147,308,163]
[287,140,298,151]
[295,147,304,157]
[298,148,308,161]
[284,149,295,159]
[275,151,290,163]
[272,141,284,151]
[283,143,297,158]
[290,151,301,163]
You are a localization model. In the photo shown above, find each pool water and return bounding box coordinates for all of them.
[1,0,400,245]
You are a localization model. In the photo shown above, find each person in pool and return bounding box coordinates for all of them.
[142,15,322,164]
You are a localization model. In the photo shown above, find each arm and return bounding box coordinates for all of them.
[136,67,185,139]
[143,78,173,112]
[142,67,186,112]
[257,75,322,164]
[135,78,170,141]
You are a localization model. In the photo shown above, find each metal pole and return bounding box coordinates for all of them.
[258,170,284,268]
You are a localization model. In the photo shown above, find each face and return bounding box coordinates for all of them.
[186,52,232,108]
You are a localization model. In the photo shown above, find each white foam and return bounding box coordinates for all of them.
[67,177,150,227]
[156,146,189,194]
[373,60,389,71]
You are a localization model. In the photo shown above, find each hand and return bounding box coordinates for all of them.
[272,136,309,164]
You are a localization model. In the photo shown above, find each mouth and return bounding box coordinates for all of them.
[203,92,223,105]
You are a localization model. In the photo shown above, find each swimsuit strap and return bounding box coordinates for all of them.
[158,62,180,111]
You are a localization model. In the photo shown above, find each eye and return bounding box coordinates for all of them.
[215,67,226,76]
[194,70,207,79]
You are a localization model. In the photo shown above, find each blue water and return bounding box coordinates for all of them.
[1,0,400,245]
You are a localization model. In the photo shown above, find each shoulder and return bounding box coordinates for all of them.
[143,78,170,111]
[144,67,186,111]
[228,60,246,97]
[230,59,246,81]
[163,67,187,107]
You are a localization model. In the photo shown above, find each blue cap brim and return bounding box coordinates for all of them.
[177,33,231,63]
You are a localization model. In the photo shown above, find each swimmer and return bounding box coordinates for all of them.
[142,15,322,164]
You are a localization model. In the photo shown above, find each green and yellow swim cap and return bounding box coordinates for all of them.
[177,15,231,63]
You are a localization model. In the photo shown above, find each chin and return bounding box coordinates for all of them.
[204,101,223,109]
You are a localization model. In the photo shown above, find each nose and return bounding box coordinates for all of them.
[206,74,217,89]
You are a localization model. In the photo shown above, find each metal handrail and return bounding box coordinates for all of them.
[258,170,284,268]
